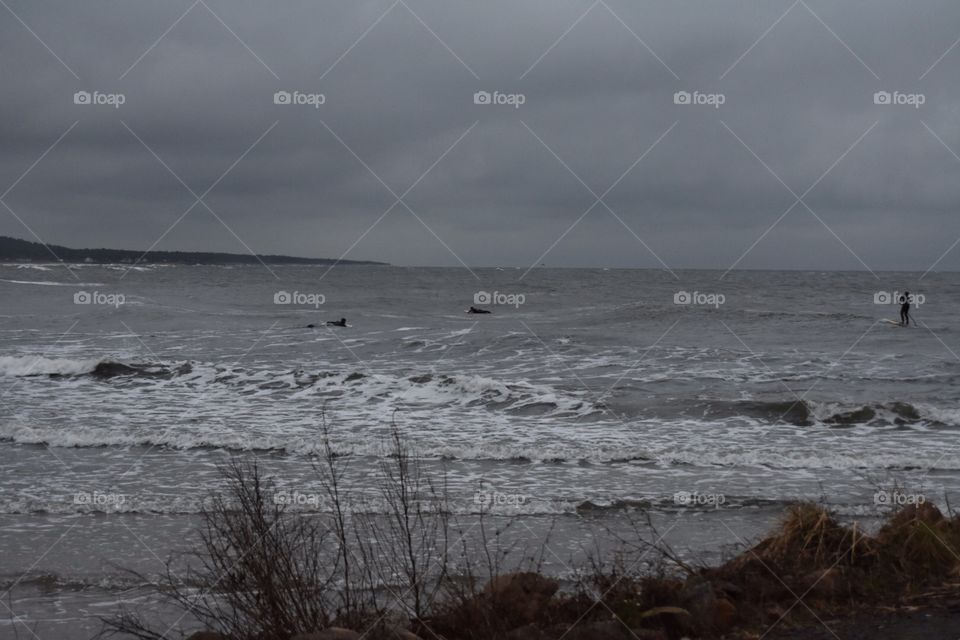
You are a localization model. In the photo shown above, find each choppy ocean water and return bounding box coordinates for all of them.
[2,264,958,638]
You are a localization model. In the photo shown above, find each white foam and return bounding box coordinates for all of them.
[0,279,104,287]
[0,355,100,376]
[914,403,960,425]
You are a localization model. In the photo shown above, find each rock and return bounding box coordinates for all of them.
[185,632,229,640]
[484,572,559,625]
[637,605,694,636]
[91,361,140,378]
[291,628,362,640]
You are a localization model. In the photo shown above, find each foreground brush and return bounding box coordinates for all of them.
[98,430,960,640]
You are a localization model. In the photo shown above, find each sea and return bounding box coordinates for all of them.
[1,263,958,639]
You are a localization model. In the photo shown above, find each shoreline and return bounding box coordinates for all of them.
[93,440,960,640]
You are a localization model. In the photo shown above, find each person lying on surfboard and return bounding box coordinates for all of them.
[899,292,911,326]
[307,318,347,328]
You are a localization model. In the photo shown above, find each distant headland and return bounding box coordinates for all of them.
[0,236,387,266]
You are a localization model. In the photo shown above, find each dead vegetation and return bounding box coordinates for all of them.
[97,428,960,640]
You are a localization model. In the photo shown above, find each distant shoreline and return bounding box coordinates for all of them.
[0,235,387,266]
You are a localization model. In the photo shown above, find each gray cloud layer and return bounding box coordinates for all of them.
[1,0,959,271]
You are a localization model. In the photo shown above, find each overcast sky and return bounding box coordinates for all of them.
[1,0,959,271]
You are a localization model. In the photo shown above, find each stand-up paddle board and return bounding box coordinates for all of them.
[882,319,904,326]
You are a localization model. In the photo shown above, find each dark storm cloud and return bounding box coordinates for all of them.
[1,0,959,271]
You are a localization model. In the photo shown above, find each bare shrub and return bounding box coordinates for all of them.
[99,458,338,640]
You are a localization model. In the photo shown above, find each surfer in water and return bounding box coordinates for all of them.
[327,318,347,327]
[899,292,911,326]
[467,306,491,314]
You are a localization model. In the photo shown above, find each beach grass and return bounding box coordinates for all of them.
[98,427,960,640]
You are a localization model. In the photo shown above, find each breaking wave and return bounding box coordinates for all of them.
[698,398,957,428]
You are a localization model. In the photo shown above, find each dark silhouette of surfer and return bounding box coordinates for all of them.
[899,292,911,326]
[467,306,491,314]
[308,318,347,328]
